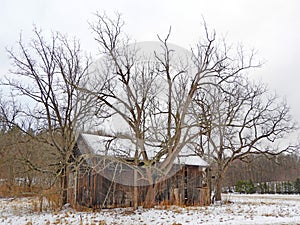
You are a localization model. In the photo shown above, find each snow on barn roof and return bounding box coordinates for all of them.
[77,133,208,167]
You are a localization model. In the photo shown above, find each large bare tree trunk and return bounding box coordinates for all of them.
[214,164,225,202]
[143,184,157,208]
[215,175,223,202]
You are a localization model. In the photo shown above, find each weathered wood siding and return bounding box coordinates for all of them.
[72,165,210,208]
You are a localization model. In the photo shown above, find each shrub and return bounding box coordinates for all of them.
[235,180,256,194]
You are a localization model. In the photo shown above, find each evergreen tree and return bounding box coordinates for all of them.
[294,178,300,194]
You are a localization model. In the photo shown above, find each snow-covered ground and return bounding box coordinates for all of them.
[1,194,300,224]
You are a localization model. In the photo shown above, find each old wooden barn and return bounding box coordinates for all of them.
[69,133,210,209]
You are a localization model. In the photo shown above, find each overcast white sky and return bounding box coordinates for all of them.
[1,0,300,125]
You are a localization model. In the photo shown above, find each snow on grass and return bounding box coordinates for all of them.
[1,194,300,224]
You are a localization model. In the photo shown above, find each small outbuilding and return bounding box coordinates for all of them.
[69,133,210,209]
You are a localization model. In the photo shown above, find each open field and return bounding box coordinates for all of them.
[1,193,300,224]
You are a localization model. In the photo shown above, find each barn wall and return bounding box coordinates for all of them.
[158,166,209,206]
[73,165,210,209]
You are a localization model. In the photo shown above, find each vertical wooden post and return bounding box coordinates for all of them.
[133,168,138,209]
[74,170,77,208]
[93,170,97,207]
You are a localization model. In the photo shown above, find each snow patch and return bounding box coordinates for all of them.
[1,194,300,224]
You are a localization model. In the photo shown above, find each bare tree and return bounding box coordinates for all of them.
[3,27,98,205]
[194,77,298,201]
[82,13,259,207]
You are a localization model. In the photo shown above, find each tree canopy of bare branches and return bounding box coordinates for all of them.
[194,76,298,201]
[3,27,98,204]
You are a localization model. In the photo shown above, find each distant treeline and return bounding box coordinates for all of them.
[222,153,300,194]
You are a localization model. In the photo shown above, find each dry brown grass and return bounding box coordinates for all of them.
[0,184,63,212]
[0,184,36,197]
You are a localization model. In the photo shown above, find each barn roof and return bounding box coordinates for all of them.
[77,133,208,167]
